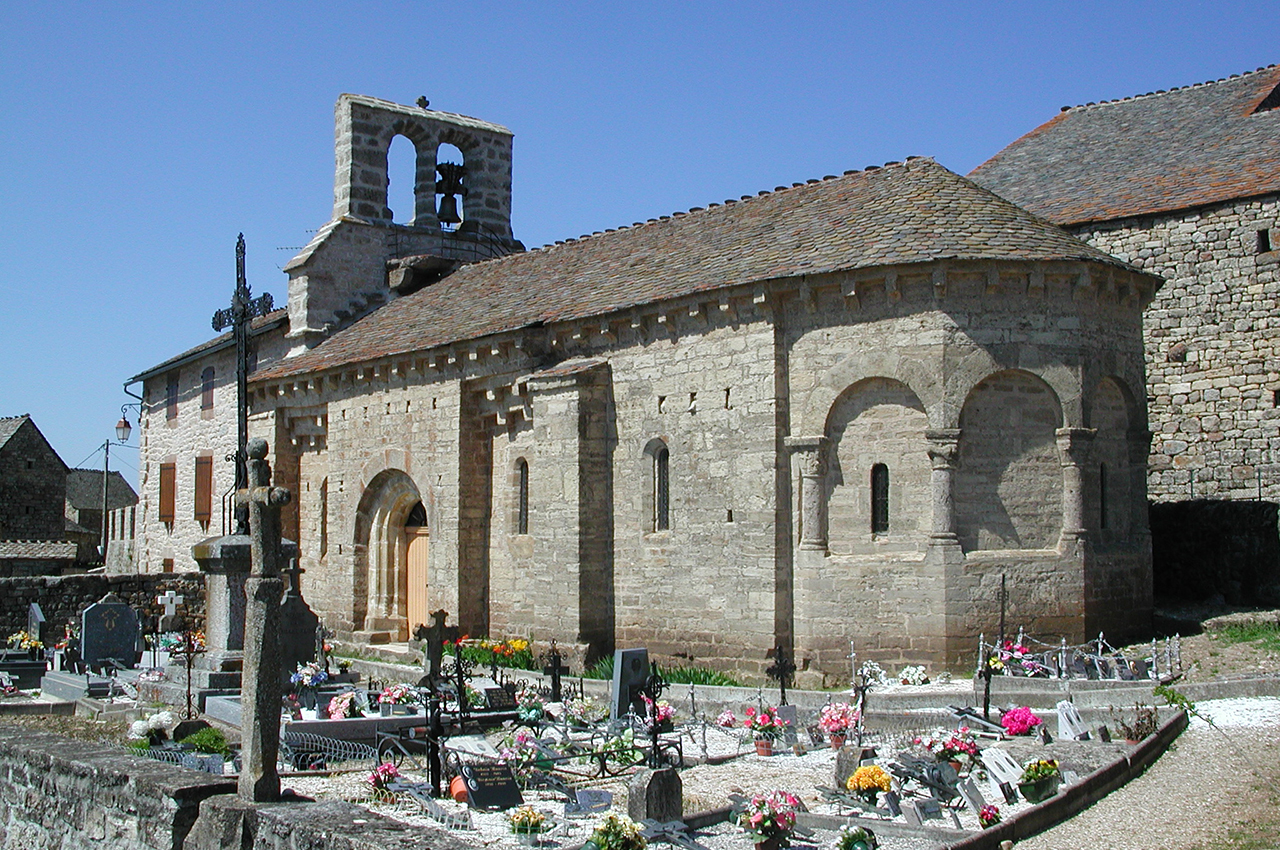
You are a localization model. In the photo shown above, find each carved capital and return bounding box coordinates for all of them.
[1055,427,1097,466]
[785,435,830,478]
[925,429,962,470]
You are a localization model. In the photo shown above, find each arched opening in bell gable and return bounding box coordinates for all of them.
[435,142,465,230]
[386,134,418,224]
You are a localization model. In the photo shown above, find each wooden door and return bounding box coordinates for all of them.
[406,526,430,632]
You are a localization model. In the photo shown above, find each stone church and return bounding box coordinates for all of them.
[129,92,1164,679]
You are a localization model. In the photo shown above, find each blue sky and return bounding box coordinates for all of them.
[1,1,1274,484]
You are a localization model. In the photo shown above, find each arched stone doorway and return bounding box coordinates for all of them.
[354,469,424,642]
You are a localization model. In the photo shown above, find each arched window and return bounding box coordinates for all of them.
[654,444,670,531]
[201,367,215,410]
[870,463,889,533]
[516,458,529,535]
[436,143,465,228]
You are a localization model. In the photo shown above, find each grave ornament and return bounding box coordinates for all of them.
[542,639,570,703]
[413,609,459,690]
[765,643,796,706]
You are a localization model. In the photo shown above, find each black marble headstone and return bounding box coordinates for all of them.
[460,762,523,810]
[81,594,140,671]
[610,648,649,720]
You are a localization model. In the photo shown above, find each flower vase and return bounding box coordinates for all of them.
[754,837,783,850]
[829,732,847,750]
[514,830,541,847]
[449,775,469,802]
[754,738,774,757]
[1018,775,1061,804]
[300,708,319,721]
[380,702,392,717]
[299,689,317,710]
[948,759,963,774]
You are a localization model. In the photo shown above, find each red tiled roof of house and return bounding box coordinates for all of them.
[255,157,1137,382]
[970,65,1280,225]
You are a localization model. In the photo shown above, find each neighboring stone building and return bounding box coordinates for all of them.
[130,94,1160,677]
[972,64,1280,504]
[64,468,138,567]
[126,310,291,572]
[0,415,77,576]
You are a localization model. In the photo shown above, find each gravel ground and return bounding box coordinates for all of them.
[1018,698,1280,850]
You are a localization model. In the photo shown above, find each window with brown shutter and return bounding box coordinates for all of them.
[201,367,215,410]
[194,456,213,524]
[159,462,176,524]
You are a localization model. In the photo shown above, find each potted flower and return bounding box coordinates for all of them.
[378,683,416,716]
[978,804,1001,829]
[583,813,647,850]
[846,765,892,805]
[737,790,801,850]
[508,805,550,845]
[898,665,929,686]
[1000,706,1042,736]
[367,762,400,801]
[327,690,364,719]
[743,706,787,756]
[564,697,606,728]
[1110,703,1159,743]
[176,726,230,774]
[1017,758,1061,803]
[818,702,859,749]
[290,661,328,711]
[917,728,979,772]
[641,694,676,733]
[836,825,878,850]
[715,709,737,728]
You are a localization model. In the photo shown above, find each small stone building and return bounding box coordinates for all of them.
[131,95,1160,677]
[64,469,138,567]
[0,415,77,576]
[972,64,1280,504]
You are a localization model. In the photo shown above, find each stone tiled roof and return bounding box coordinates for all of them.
[129,309,289,384]
[0,540,78,560]
[971,65,1280,225]
[256,158,1130,382]
[0,416,28,450]
[65,469,138,511]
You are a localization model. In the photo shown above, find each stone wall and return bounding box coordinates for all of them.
[1074,194,1280,502]
[0,726,468,850]
[0,573,204,639]
[1150,500,1280,605]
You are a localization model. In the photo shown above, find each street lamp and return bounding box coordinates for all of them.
[100,404,140,561]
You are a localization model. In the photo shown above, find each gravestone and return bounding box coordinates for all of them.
[981,748,1023,802]
[156,591,183,631]
[460,761,523,810]
[80,594,140,672]
[485,687,518,711]
[572,788,612,815]
[1056,700,1089,741]
[775,704,799,745]
[279,559,320,679]
[27,603,45,646]
[959,778,986,813]
[883,791,902,817]
[834,746,876,788]
[910,798,945,822]
[446,734,502,760]
[1097,725,1111,743]
[610,648,649,720]
[628,767,682,823]
[1040,725,1053,744]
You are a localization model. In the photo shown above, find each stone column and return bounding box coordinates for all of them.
[785,436,829,552]
[239,437,290,803]
[925,429,962,545]
[1056,428,1097,542]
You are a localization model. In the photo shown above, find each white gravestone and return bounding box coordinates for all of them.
[1056,699,1090,741]
[981,747,1023,800]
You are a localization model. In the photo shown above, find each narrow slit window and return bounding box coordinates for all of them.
[516,458,529,535]
[1257,229,1272,254]
[654,444,670,531]
[166,375,179,421]
[1099,463,1109,530]
[870,463,889,534]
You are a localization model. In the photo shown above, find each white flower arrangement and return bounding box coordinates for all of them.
[858,660,888,686]
[128,710,177,740]
[898,665,929,686]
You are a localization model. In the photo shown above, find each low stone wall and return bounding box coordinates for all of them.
[0,725,473,850]
[0,572,205,639]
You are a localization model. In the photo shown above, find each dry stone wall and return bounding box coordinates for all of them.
[1074,195,1280,502]
[0,573,204,639]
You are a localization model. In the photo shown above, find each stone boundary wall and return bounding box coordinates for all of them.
[0,725,474,850]
[0,572,205,638]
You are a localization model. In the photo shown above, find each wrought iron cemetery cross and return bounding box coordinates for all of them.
[542,639,570,703]
[640,664,671,768]
[765,643,796,706]
[211,234,274,535]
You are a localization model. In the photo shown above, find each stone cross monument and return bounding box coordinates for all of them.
[238,437,290,802]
